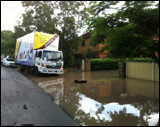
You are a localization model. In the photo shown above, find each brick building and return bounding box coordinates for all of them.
[77,33,108,58]
[153,35,159,57]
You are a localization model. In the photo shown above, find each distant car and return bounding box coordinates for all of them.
[1,58,6,65]
[1,58,4,65]
[3,58,16,67]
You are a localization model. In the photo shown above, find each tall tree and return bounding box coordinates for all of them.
[53,1,89,67]
[86,1,159,66]
[1,30,16,56]
[14,1,57,38]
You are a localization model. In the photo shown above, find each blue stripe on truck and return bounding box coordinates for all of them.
[16,56,32,66]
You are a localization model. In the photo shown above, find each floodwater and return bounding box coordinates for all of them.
[21,70,159,126]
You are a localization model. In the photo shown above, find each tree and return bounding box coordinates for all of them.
[14,1,57,38]
[53,1,89,67]
[86,1,159,66]
[1,30,16,56]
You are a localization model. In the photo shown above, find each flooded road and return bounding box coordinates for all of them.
[21,70,159,126]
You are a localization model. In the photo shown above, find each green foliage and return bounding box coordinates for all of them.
[87,1,159,66]
[54,1,89,67]
[86,51,97,59]
[73,59,82,68]
[73,51,98,67]
[86,47,97,58]
[91,58,118,71]
[74,53,85,67]
[87,1,119,16]
[1,30,16,56]
[14,1,56,38]
[127,58,155,62]
[75,52,86,59]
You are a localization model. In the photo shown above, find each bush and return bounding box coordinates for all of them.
[127,58,155,62]
[91,58,118,71]
[73,53,85,67]
[74,52,86,59]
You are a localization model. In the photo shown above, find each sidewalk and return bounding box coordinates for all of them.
[1,66,79,126]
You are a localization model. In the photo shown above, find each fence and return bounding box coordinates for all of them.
[126,62,159,82]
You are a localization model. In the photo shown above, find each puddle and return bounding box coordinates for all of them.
[23,70,159,126]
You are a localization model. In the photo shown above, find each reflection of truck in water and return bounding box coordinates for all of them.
[14,31,64,76]
[38,78,64,104]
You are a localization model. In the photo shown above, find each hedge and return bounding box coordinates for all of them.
[127,58,155,62]
[91,58,118,71]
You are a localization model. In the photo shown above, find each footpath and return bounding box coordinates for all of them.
[1,66,79,126]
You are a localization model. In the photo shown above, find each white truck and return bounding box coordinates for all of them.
[14,31,64,76]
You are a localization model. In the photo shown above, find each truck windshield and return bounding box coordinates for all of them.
[43,51,63,61]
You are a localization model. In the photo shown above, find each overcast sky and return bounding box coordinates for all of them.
[1,1,24,32]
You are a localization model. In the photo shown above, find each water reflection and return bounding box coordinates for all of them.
[60,71,159,126]
[28,70,159,126]
[38,78,64,104]
[126,78,159,100]
[75,93,159,126]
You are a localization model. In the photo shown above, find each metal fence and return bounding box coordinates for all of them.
[126,62,159,81]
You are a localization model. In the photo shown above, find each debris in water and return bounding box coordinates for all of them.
[23,104,27,110]
[74,79,87,83]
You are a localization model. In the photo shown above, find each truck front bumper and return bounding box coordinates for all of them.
[38,67,64,74]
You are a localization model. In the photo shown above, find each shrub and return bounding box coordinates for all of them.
[73,53,85,67]
[91,58,118,71]
[127,58,155,62]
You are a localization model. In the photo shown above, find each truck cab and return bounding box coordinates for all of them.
[35,50,64,75]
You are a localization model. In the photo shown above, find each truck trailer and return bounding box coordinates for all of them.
[14,31,64,76]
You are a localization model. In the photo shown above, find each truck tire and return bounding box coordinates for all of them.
[35,68,40,76]
[19,65,25,71]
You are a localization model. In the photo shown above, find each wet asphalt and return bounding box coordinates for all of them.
[1,65,79,126]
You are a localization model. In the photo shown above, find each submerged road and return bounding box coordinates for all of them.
[1,66,79,126]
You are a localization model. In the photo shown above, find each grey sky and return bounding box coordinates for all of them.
[1,1,24,32]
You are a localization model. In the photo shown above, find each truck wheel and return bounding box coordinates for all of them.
[35,68,40,76]
[19,65,25,71]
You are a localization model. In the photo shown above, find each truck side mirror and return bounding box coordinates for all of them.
[38,51,42,58]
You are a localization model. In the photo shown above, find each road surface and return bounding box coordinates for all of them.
[1,66,79,126]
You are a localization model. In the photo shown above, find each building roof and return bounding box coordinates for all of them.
[82,32,91,39]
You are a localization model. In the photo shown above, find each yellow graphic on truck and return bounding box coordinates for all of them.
[34,32,58,50]
[15,39,21,61]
